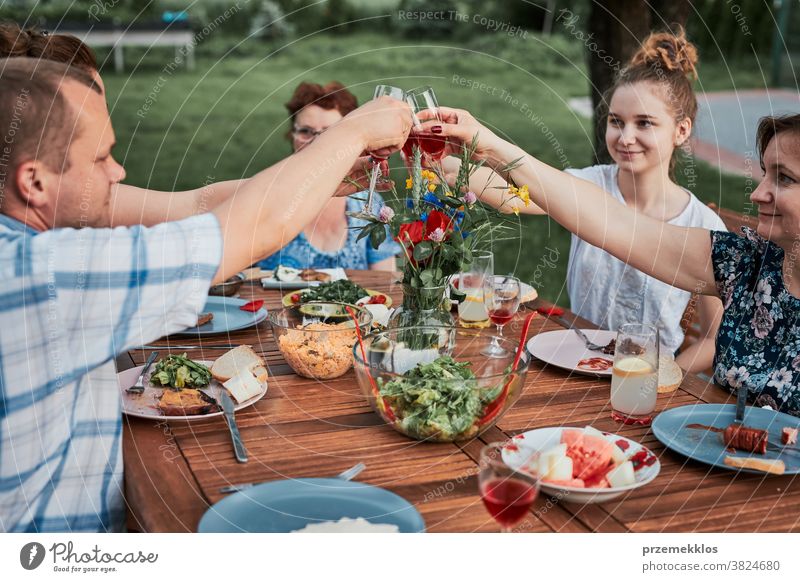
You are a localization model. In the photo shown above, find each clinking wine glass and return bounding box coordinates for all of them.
[403,86,447,163]
[482,275,521,358]
[610,323,660,426]
[478,442,539,533]
[348,84,405,221]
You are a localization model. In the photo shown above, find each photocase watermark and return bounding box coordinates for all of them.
[451,75,571,169]
[397,9,528,38]
[137,2,246,119]
[0,87,29,207]
[423,465,478,503]
[742,150,757,216]
[531,246,560,289]
[20,540,159,573]
[726,0,753,37]
[88,0,122,22]
[284,143,360,221]
[556,9,622,74]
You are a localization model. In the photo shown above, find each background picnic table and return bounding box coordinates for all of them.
[120,270,799,533]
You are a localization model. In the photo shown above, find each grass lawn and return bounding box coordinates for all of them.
[102,32,754,303]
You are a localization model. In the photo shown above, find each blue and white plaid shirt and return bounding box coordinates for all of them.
[0,212,222,532]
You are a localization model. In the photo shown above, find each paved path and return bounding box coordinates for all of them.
[693,89,799,175]
[569,89,800,175]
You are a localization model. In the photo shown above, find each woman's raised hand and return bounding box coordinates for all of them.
[416,106,510,167]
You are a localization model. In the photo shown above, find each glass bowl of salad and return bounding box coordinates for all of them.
[269,302,373,380]
[352,326,530,442]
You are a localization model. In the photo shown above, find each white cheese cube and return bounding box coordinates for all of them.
[606,461,635,488]
[223,369,264,403]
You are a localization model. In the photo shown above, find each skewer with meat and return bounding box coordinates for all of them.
[723,424,767,454]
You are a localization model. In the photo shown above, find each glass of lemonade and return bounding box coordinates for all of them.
[610,323,659,426]
[457,251,494,329]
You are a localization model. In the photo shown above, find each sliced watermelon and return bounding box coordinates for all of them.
[560,431,614,483]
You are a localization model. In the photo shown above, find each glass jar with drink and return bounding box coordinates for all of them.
[457,251,494,329]
[610,323,660,425]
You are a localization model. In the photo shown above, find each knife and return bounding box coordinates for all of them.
[734,383,748,425]
[220,390,248,463]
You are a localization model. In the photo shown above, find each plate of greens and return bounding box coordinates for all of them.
[117,355,267,421]
[281,279,392,308]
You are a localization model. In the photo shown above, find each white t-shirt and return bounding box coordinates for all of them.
[565,164,727,353]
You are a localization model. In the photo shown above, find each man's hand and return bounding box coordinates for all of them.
[337,96,413,155]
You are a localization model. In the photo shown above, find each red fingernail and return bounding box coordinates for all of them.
[431,126,443,134]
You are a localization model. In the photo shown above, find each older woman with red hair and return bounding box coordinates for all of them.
[256,81,400,272]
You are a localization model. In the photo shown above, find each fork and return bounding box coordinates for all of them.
[554,316,607,351]
[126,351,159,394]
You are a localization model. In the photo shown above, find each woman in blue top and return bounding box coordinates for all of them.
[258,81,400,271]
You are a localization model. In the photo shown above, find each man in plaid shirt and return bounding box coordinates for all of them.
[0,58,411,532]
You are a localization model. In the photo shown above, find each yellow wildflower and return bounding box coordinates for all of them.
[405,177,413,189]
[427,183,436,192]
[518,185,531,206]
[421,169,438,183]
[445,190,454,197]
[512,206,520,216]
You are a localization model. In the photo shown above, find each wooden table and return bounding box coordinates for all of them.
[121,270,800,533]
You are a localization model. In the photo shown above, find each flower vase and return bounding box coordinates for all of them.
[389,284,455,329]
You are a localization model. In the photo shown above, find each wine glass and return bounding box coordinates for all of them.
[403,86,446,163]
[349,85,405,220]
[478,442,539,533]
[610,323,660,426]
[481,275,521,358]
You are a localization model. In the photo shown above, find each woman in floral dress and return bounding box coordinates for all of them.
[433,107,800,415]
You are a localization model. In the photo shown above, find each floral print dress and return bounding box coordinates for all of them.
[711,227,800,415]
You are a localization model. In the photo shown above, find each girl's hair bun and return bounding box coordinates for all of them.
[629,26,698,79]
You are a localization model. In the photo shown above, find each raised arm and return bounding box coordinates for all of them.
[440,157,546,215]
[109,158,383,227]
[434,107,718,296]
[211,96,411,284]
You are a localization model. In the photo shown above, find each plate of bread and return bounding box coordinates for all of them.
[118,346,268,421]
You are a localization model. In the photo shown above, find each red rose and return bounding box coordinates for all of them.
[425,210,453,239]
[396,220,424,246]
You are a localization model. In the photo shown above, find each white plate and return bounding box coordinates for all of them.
[449,274,538,305]
[118,360,267,421]
[526,329,616,377]
[260,268,347,290]
[502,426,661,504]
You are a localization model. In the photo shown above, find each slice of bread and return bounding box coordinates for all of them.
[724,456,785,475]
[658,355,683,393]
[211,345,266,383]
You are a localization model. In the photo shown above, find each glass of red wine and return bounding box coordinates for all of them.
[481,275,522,358]
[479,442,539,532]
[403,86,446,162]
[349,85,405,220]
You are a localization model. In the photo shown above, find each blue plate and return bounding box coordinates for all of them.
[177,296,267,336]
[652,404,800,474]
[198,478,425,533]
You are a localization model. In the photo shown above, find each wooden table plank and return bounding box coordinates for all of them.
[122,271,800,533]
